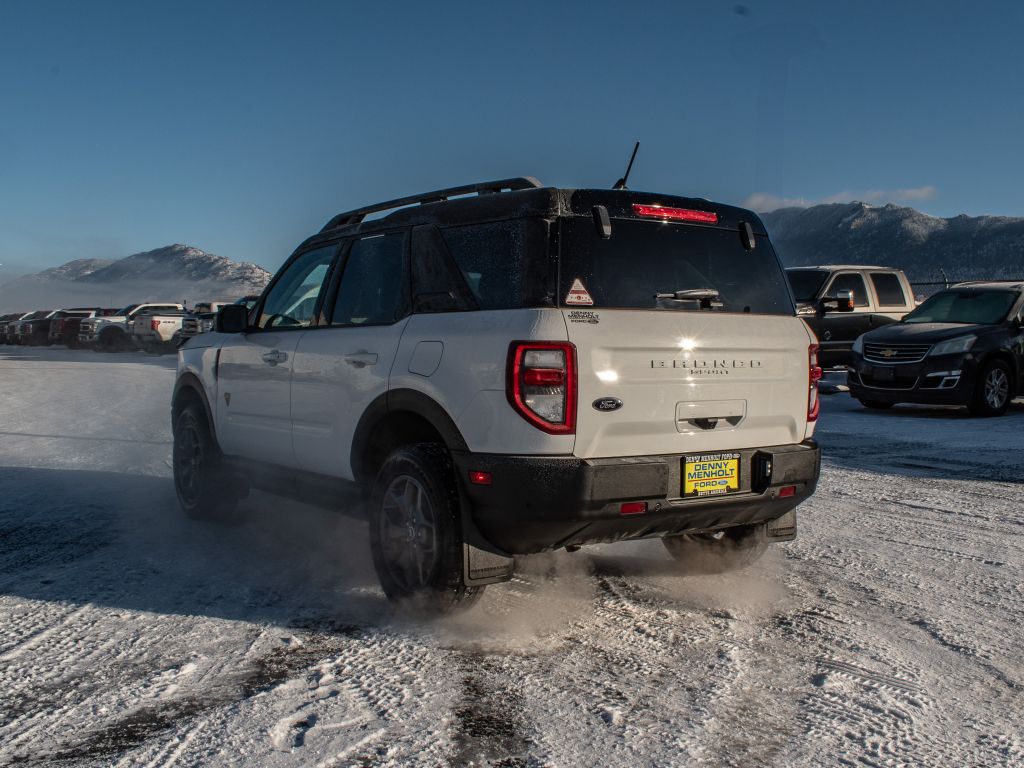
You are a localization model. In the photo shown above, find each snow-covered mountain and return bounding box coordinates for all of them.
[763,202,1024,283]
[77,244,270,290]
[28,258,115,281]
[0,245,271,311]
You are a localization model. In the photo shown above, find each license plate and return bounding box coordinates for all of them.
[684,452,741,497]
[873,366,895,381]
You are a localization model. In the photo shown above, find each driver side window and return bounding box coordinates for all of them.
[257,245,337,330]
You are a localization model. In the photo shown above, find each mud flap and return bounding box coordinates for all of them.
[457,485,514,586]
[766,510,797,542]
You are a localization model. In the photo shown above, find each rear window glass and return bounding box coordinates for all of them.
[559,218,794,316]
[870,272,908,307]
[440,219,552,310]
[786,269,829,302]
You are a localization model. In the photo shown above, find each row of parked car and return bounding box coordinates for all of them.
[0,296,258,353]
[785,265,1024,417]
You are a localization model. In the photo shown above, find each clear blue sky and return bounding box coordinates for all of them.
[2,0,1022,274]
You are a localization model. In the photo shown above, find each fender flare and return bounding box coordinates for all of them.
[172,372,218,443]
[350,388,468,482]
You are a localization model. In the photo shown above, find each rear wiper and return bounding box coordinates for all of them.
[653,288,723,309]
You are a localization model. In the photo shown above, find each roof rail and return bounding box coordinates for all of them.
[320,177,544,231]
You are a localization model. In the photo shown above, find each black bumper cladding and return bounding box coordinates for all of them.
[453,441,820,555]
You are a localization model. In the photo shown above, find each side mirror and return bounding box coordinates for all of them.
[216,303,249,333]
[819,289,856,313]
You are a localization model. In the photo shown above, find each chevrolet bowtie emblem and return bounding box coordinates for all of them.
[880,349,897,358]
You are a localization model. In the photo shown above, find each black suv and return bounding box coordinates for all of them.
[848,281,1024,416]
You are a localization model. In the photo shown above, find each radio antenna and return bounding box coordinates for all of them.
[612,141,640,190]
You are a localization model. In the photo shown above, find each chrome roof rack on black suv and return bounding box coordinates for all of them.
[321,177,544,232]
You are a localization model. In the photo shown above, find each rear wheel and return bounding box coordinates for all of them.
[173,403,240,520]
[969,359,1012,417]
[663,524,768,574]
[857,399,893,410]
[369,444,481,614]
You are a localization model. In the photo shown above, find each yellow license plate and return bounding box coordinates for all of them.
[684,453,741,497]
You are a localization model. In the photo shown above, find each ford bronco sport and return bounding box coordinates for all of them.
[172,177,822,612]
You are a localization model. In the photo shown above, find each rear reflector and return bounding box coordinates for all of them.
[779,485,797,498]
[619,501,648,515]
[632,204,718,224]
[469,471,492,486]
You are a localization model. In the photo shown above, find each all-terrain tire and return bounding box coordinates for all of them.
[969,359,1013,417]
[663,524,768,574]
[369,443,482,615]
[96,328,126,352]
[858,399,894,410]
[173,403,240,520]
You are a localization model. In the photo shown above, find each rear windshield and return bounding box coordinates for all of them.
[903,289,1019,325]
[559,218,794,315]
[786,269,829,302]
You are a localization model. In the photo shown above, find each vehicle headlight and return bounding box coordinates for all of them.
[929,335,976,356]
[852,335,864,354]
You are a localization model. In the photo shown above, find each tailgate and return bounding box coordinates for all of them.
[565,310,812,459]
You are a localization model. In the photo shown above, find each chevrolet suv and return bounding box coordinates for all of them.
[172,178,823,612]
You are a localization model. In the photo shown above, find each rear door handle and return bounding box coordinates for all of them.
[261,350,288,365]
[344,352,378,368]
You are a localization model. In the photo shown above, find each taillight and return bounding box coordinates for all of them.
[151,318,160,331]
[808,343,823,422]
[506,341,577,434]
[632,203,718,224]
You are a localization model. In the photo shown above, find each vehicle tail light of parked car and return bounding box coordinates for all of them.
[506,341,577,434]
[808,343,823,422]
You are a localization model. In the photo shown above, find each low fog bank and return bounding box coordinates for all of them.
[0,277,258,313]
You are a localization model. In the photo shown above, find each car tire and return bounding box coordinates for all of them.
[858,399,894,410]
[369,443,482,614]
[97,328,124,352]
[663,524,768,574]
[173,403,239,520]
[969,359,1012,417]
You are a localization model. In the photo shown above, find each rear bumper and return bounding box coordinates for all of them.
[452,440,820,554]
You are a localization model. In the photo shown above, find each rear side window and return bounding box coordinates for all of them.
[331,233,408,326]
[870,272,908,307]
[410,225,477,313]
[440,219,552,310]
[559,218,794,316]
[827,273,870,307]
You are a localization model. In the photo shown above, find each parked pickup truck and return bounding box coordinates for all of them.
[49,308,119,348]
[130,308,192,353]
[80,302,185,351]
[786,266,916,368]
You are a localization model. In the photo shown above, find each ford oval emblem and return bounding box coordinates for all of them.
[593,397,623,412]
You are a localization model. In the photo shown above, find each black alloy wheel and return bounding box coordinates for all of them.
[369,443,481,614]
[173,403,239,519]
[969,359,1012,417]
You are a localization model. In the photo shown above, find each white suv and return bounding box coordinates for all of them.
[172,178,822,612]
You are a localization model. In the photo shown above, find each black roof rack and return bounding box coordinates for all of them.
[321,177,543,231]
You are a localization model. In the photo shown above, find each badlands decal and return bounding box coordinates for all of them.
[565,278,594,306]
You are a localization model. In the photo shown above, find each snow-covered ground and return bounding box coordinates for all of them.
[1,349,1022,767]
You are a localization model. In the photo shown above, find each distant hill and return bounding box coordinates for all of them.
[763,202,1024,284]
[30,258,114,281]
[0,245,271,311]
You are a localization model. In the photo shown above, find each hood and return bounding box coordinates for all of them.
[863,322,996,344]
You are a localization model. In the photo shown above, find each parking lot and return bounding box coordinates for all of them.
[1,347,1022,767]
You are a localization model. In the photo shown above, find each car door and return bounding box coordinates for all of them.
[215,244,339,467]
[290,231,410,479]
[818,271,874,364]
